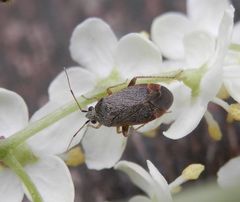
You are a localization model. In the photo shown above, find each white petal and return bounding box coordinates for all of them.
[0,88,28,138]
[160,60,185,72]
[200,47,225,104]
[163,82,192,123]
[187,0,230,36]
[147,160,172,202]
[49,67,96,104]
[200,64,222,104]
[183,31,215,68]
[217,156,240,188]
[25,156,74,202]
[163,99,206,139]
[28,101,87,155]
[69,18,117,78]
[224,65,240,103]
[224,65,240,78]
[129,195,151,202]
[0,169,23,202]
[115,161,154,197]
[215,5,234,58]
[201,6,234,102]
[151,13,191,59]
[82,127,127,170]
[115,33,162,78]
[137,119,161,133]
[232,21,240,44]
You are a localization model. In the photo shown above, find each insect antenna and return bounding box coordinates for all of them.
[66,120,90,151]
[64,67,88,113]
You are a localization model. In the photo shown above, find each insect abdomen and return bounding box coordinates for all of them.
[94,84,173,127]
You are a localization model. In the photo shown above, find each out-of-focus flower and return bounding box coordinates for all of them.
[0,88,74,202]
[217,156,240,188]
[30,18,167,170]
[115,160,204,202]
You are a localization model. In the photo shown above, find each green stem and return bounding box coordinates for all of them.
[0,93,102,158]
[3,152,42,202]
[0,70,182,158]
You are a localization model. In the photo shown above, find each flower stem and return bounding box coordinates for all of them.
[0,94,100,158]
[3,151,42,202]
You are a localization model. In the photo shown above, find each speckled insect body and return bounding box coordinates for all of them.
[86,83,173,136]
[64,68,174,141]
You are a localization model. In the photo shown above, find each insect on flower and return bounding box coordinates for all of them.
[64,68,174,148]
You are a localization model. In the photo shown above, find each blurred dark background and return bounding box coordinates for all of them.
[0,0,240,201]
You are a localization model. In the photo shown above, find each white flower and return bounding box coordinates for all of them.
[144,6,234,139]
[30,18,165,170]
[152,0,240,107]
[217,156,240,188]
[115,160,204,202]
[0,88,74,202]
[115,160,172,202]
[151,0,230,61]
[223,21,240,103]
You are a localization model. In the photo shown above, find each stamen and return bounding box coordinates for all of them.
[181,164,205,180]
[139,31,150,39]
[228,103,240,121]
[217,85,229,100]
[64,147,85,167]
[143,128,157,138]
[204,111,222,141]
[212,97,230,112]
[169,164,204,191]
[169,176,186,191]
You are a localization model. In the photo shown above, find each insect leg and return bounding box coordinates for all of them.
[81,94,99,101]
[116,126,122,134]
[88,123,102,129]
[133,124,146,131]
[128,70,183,87]
[122,125,129,137]
[106,80,128,95]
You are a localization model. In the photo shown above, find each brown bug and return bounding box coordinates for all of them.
[64,68,174,141]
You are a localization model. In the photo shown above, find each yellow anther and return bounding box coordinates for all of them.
[182,164,205,180]
[226,113,234,123]
[143,128,157,138]
[217,85,230,100]
[65,147,85,167]
[228,104,240,121]
[139,31,150,40]
[208,122,222,141]
[205,111,222,141]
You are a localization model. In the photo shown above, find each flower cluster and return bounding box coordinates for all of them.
[0,0,239,201]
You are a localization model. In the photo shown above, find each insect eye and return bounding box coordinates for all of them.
[91,120,97,124]
[88,106,94,111]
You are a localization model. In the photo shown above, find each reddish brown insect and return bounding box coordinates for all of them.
[85,80,173,136]
[64,68,173,139]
